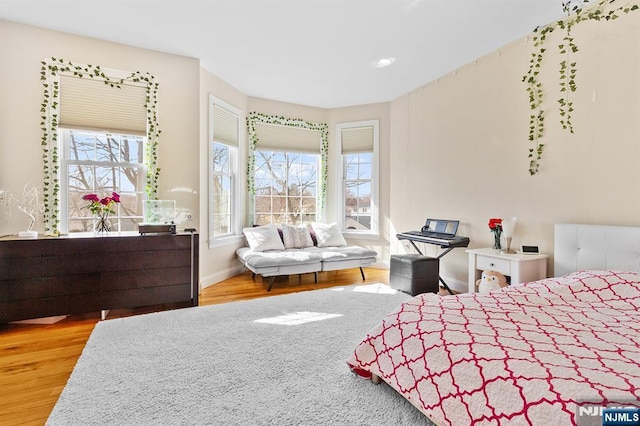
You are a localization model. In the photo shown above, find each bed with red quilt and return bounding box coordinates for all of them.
[347,269,640,425]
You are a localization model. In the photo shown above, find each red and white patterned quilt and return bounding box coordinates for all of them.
[347,270,640,425]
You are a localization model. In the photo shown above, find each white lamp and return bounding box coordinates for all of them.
[501,217,517,254]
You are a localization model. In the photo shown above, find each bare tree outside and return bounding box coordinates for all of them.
[211,142,232,236]
[254,150,318,226]
[344,152,372,230]
[65,130,146,232]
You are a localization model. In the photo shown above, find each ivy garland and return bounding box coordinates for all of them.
[246,112,328,224]
[522,0,638,175]
[40,57,161,235]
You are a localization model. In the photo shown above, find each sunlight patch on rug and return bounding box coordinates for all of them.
[348,282,398,294]
[254,311,343,326]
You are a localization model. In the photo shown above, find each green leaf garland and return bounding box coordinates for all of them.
[522,0,638,175]
[246,112,328,225]
[40,58,161,235]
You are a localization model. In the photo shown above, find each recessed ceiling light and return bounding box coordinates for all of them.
[373,57,396,68]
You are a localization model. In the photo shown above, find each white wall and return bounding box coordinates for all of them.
[390,10,640,290]
[0,19,391,292]
[328,103,391,267]
[7,10,637,293]
[245,98,391,267]
[198,68,249,287]
[0,20,200,236]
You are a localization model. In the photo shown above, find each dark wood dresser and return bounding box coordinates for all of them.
[0,232,199,323]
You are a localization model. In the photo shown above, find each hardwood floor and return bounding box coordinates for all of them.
[0,268,389,425]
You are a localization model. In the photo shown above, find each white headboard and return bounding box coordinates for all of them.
[554,223,640,276]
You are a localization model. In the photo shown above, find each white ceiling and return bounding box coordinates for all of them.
[0,0,565,108]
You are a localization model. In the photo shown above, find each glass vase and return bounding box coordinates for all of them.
[492,231,502,250]
[95,216,112,235]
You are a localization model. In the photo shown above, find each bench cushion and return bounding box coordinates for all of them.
[236,247,322,276]
[236,245,377,277]
[305,246,378,263]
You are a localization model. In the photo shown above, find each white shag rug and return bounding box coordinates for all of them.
[47,283,434,425]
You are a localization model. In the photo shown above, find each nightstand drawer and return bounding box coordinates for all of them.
[467,248,548,293]
[476,256,511,275]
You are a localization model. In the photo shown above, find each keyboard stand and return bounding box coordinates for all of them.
[396,233,471,295]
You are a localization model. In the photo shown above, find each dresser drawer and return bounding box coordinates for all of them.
[476,256,511,275]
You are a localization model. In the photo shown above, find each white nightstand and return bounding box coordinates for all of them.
[466,248,548,293]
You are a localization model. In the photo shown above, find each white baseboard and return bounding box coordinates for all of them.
[370,260,389,269]
[368,263,467,293]
[441,276,467,294]
[199,265,245,291]
[11,315,68,324]
[197,264,467,293]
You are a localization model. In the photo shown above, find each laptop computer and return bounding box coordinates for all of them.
[419,218,460,239]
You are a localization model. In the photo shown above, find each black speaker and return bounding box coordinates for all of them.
[521,245,539,254]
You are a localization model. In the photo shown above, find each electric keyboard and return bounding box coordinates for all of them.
[403,230,455,240]
[397,231,470,248]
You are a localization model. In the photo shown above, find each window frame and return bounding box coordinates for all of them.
[208,95,244,248]
[40,59,159,235]
[246,112,328,226]
[59,129,147,234]
[336,120,379,239]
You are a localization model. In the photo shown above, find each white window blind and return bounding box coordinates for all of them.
[254,122,321,153]
[341,125,374,153]
[59,75,148,135]
[213,104,239,147]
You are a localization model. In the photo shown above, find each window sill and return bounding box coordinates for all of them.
[208,234,244,249]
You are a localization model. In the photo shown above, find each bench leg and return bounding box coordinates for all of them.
[359,267,366,281]
[251,272,256,280]
[267,276,276,292]
[314,272,318,283]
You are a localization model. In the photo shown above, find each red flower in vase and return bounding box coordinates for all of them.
[488,218,503,249]
[488,218,502,231]
[83,192,121,233]
[83,192,121,216]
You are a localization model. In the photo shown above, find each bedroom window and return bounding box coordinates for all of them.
[40,58,160,235]
[211,143,233,235]
[337,120,379,237]
[208,96,243,247]
[253,150,319,225]
[247,113,326,226]
[60,130,146,233]
[53,69,152,234]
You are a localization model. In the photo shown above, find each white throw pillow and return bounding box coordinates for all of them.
[242,224,285,252]
[282,223,314,249]
[311,222,347,247]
